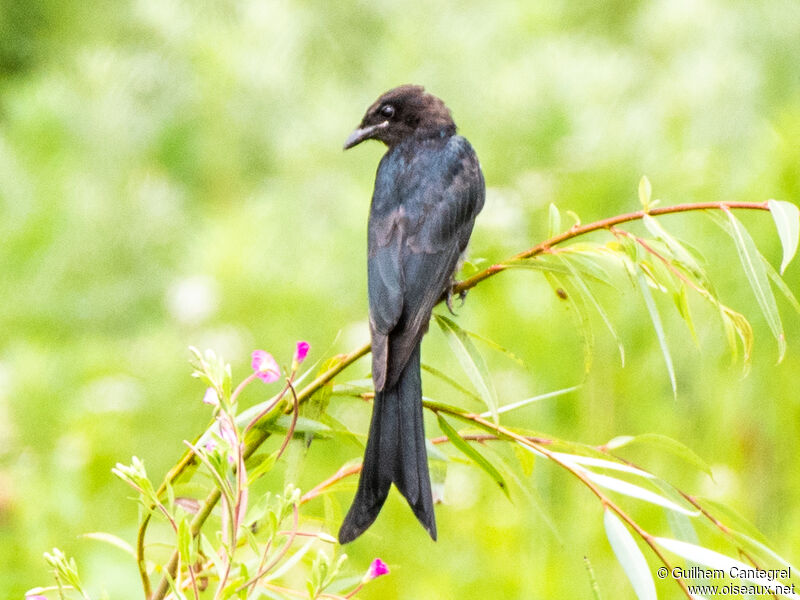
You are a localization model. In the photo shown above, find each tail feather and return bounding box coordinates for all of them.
[338,344,436,543]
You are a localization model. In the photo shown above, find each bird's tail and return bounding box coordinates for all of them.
[338,343,436,543]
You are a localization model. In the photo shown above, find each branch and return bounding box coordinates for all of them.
[453,201,769,294]
[145,200,771,599]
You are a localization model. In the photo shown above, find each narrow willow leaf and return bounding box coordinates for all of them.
[560,255,625,365]
[549,202,561,237]
[545,271,594,372]
[604,509,657,600]
[581,469,697,515]
[731,531,798,572]
[762,256,800,314]
[522,251,617,286]
[651,482,701,545]
[606,433,712,478]
[638,176,653,210]
[464,329,526,366]
[636,268,677,396]
[550,451,655,479]
[768,199,800,274]
[437,413,509,498]
[692,496,769,543]
[81,532,136,559]
[435,314,499,422]
[482,385,580,417]
[719,304,753,367]
[673,285,699,345]
[502,258,573,276]
[422,363,484,403]
[654,537,800,599]
[717,210,786,361]
[562,246,622,287]
[655,481,710,590]
[272,415,332,435]
[642,215,710,287]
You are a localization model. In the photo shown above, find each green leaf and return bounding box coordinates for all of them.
[81,532,136,559]
[768,199,799,274]
[567,246,625,288]
[491,385,580,416]
[548,202,561,237]
[272,415,332,435]
[545,271,594,372]
[762,255,800,314]
[730,531,798,572]
[719,304,753,367]
[642,215,710,287]
[559,255,625,365]
[436,413,509,498]
[605,433,712,478]
[673,285,698,345]
[550,451,655,479]
[246,450,278,484]
[722,209,786,361]
[654,537,797,595]
[581,470,697,515]
[604,509,657,600]
[690,496,769,543]
[636,268,677,396]
[422,363,484,403]
[638,176,653,210]
[177,518,191,564]
[435,314,499,423]
[301,357,337,445]
[502,257,573,276]
[464,329,526,366]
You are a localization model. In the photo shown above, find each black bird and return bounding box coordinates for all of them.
[339,85,485,543]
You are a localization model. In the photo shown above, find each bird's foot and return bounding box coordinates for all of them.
[445,283,468,315]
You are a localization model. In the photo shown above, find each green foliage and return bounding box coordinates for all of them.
[4,1,800,599]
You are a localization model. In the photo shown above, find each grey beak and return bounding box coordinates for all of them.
[343,121,389,150]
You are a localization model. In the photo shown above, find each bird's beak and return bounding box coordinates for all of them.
[343,121,389,150]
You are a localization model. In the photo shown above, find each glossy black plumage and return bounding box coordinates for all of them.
[339,85,484,543]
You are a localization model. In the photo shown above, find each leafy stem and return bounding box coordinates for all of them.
[142,200,773,600]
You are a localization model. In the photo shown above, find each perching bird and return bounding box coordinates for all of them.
[339,85,485,543]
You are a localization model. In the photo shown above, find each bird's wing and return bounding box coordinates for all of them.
[368,137,485,390]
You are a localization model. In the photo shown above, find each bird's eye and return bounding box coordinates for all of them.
[380,104,395,119]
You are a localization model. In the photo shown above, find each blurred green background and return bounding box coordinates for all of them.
[2,0,799,597]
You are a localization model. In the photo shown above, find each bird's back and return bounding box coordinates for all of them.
[368,134,485,390]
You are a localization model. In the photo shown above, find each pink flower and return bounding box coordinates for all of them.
[26,595,48,600]
[202,387,219,406]
[251,350,280,383]
[365,557,390,581]
[293,341,310,368]
[218,415,238,447]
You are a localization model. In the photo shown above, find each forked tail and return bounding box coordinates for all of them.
[338,343,436,543]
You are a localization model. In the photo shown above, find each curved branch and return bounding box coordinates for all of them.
[453,201,769,295]
[146,200,770,599]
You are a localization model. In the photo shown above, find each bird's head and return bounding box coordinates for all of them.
[344,85,456,150]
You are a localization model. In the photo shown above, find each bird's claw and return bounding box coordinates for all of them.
[445,284,468,315]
